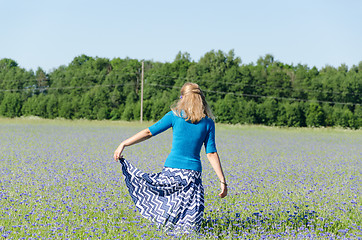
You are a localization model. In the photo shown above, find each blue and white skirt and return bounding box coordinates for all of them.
[119,158,204,233]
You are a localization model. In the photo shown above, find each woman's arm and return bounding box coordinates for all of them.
[206,152,227,198]
[113,128,153,161]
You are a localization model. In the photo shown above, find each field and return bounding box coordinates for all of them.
[0,118,361,239]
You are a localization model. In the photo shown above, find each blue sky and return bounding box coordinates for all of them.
[1,0,361,72]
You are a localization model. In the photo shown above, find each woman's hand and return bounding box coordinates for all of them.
[113,143,125,161]
[206,152,227,198]
[219,182,228,198]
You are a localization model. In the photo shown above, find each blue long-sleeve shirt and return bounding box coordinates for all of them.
[148,111,217,172]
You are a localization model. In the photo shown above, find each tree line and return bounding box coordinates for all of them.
[0,50,361,128]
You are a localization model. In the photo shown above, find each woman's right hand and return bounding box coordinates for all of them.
[113,143,125,161]
[219,183,227,198]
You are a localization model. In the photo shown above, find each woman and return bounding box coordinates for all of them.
[113,82,227,234]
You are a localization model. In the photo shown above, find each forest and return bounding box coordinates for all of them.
[0,50,361,128]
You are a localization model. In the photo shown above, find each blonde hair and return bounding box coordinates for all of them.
[171,82,214,123]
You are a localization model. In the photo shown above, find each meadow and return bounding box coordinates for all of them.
[0,118,361,239]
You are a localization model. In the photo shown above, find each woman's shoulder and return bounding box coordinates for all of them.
[203,116,215,130]
[204,115,214,123]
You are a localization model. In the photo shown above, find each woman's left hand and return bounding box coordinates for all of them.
[113,144,125,161]
[219,183,228,198]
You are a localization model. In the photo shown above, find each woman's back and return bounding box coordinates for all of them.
[149,111,216,172]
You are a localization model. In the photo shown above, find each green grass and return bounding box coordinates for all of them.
[0,118,361,239]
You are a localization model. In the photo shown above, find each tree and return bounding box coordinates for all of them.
[322,104,334,127]
[353,105,362,129]
[46,94,58,119]
[215,94,238,123]
[122,102,134,120]
[0,53,360,128]
[257,54,274,69]
[257,98,278,125]
[36,67,48,89]
[244,101,258,124]
[306,103,325,127]
[285,102,305,127]
[0,58,18,69]
[0,92,22,117]
[70,54,92,67]
[265,64,292,98]
[58,95,74,119]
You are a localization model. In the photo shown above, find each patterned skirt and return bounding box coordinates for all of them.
[119,158,204,233]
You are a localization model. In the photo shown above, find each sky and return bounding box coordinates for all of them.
[0,0,361,72]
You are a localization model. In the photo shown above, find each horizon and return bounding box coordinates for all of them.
[3,50,362,73]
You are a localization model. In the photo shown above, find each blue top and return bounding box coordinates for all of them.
[148,111,217,172]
